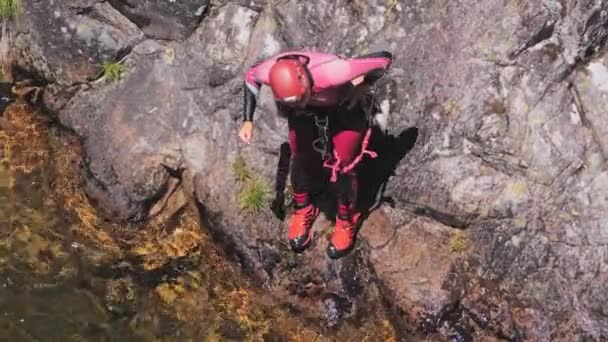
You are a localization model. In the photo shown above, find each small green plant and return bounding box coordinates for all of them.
[232,155,251,183]
[0,0,21,20]
[448,231,469,254]
[386,0,398,15]
[238,178,270,214]
[510,181,527,198]
[102,62,124,83]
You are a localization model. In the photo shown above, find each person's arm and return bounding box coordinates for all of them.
[240,58,275,143]
[243,64,264,122]
[316,51,393,89]
[352,51,393,85]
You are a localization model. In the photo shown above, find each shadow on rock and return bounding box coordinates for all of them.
[269,142,292,221]
[357,125,419,215]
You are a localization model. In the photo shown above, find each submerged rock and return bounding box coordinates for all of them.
[8,0,608,339]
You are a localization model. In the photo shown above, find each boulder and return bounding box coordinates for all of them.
[12,0,143,85]
[107,0,210,41]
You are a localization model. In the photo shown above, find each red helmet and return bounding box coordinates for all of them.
[268,58,311,105]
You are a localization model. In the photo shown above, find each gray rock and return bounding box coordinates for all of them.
[58,40,183,221]
[107,0,210,41]
[11,0,608,339]
[12,0,143,85]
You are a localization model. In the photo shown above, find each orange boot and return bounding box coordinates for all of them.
[288,203,319,253]
[327,212,361,259]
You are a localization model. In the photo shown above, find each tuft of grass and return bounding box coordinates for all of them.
[442,100,460,117]
[232,155,251,183]
[102,62,124,83]
[0,0,21,20]
[448,231,469,254]
[238,178,270,214]
[386,0,398,15]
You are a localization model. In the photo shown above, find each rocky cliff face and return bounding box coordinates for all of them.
[6,0,608,340]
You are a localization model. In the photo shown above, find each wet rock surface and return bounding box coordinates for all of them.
[6,0,608,339]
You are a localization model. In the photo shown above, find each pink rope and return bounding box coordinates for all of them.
[323,151,342,182]
[323,127,377,182]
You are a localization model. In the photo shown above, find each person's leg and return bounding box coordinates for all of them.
[332,131,363,219]
[326,105,368,258]
[288,114,318,206]
[286,114,320,252]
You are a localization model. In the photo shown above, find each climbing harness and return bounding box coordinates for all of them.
[317,85,382,182]
[312,115,331,160]
[323,126,378,182]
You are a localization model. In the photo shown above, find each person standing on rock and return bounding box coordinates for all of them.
[239,50,392,259]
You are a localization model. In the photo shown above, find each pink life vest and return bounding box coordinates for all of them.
[243,50,392,120]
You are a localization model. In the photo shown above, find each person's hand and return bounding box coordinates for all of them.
[239,121,254,144]
[351,75,365,86]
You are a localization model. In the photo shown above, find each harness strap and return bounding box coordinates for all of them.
[342,126,377,173]
[323,126,377,182]
[323,153,341,183]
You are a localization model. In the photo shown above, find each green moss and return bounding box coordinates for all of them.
[232,155,251,183]
[514,216,527,228]
[510,181,527,197]
[238,178,269,214]
[0,0,21,20]
[102,62,124,83]
[448,231,469,254]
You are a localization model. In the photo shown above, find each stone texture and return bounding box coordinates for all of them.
[107,0,210,41]
[363,212,456,331]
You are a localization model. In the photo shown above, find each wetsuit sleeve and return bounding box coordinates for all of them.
[243,66,262,122]
[243,55,278,122]
[320,51,393,88]
[354,51,393,85]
